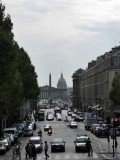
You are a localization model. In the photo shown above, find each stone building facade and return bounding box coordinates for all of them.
[39,73,67,100]
[72,46,120,118]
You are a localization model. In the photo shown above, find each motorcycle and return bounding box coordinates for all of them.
[38,133,42,137]
[48,129,52,136]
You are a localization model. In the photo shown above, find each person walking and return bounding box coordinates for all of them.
[12,144,16,160]
[31,143,37,160]
[44,141,49,159]
[25,142,30,159]
[86,137,93,156]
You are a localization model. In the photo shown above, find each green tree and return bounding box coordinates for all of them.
[109,75,120,105]
[0,2,23,124]
[18,47,39,99]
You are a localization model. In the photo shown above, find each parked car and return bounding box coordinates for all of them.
[50,138,66,152]
[74,135,89,152]
[29,136,43,153]
[0,141,7,154]
[44,124,52,131]
[3,127,19,143]
[23,128,33,137]
[69,121,78,128]
[0,137,11,151]
[110,128,120,138]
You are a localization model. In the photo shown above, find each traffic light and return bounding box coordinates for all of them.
[114,118,119,127]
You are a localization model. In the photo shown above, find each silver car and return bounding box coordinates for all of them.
[0,141,7,154]
[29,136,43,153]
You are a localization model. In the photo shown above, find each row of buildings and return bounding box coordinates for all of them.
[72,46,120,118]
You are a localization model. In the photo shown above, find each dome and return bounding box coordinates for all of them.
[57,73,67,89]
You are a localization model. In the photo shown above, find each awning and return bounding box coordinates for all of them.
[91,106,97,109]
[88,106,92,109]
[97,107,102,111]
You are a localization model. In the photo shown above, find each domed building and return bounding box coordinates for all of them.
[39,73,68,100]
[57,73,67,99]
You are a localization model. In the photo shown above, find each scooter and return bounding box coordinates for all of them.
[48,129,52,136]
[38,133,42,137]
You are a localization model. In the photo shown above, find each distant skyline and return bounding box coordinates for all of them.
[2,0,120,87]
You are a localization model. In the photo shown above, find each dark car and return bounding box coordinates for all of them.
[50,138,66,152]
[96,127,107,137]
[74,135,89,152]
[23,128,33,137]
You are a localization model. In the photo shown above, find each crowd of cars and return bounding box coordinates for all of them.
[0,118,36,155]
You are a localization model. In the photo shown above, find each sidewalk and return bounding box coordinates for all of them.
[100,151,120,160]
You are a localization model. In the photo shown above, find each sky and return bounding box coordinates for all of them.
[2,0,120,87]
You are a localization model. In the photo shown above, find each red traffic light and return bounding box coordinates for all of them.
[114,118,119,127]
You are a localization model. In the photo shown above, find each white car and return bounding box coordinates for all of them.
[56,114,62,121]
[69,121,78,128]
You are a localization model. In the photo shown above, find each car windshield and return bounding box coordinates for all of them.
[30,140,41,144]
[53,138,64,143]
[76,138,88,143]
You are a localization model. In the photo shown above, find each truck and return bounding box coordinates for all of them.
[38,111,45,121]
[84,117,98,130]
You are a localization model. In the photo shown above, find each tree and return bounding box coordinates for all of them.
[109,75,120,105]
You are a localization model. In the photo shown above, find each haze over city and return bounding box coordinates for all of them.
[2,0,120,87]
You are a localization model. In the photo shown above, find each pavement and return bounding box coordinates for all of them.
[100,151,120,160]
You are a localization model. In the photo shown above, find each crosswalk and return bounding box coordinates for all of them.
[20,152,98,160]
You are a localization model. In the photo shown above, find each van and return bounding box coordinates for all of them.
[3,127,19,143]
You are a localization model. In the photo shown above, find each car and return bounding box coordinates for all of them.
[95,127,108,137]
[69,121,78,128]
[3,127,19,143]
[50,138,66,152]
[56,114,62,121]
[29,136,43,153]
[91,124,100,133]
[4,133,14,145]
[44,124,52,131]
[23,128,33,137]
[14,124,23,136]
[0,141,7,154]
[67,111,73,116]
[74,116,83,122]
[0,137,11,151]
[74,135,89,152]
[46,114,54,121]
[71,114,77,119]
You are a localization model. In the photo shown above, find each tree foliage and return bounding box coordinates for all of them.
[109,75,120,105]
[0,2,39,121]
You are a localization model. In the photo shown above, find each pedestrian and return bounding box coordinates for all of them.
[25,142,30,159]
[44,141,49,159]
[86,137,93,156]
[31,143,37,160]
[12,144,16,160]
[15,143,21,160]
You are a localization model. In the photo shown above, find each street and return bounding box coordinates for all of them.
[0,108,120,160]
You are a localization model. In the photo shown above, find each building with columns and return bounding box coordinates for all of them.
[39,73,67,100]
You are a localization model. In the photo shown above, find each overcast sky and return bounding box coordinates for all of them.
[2,0,120,87]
